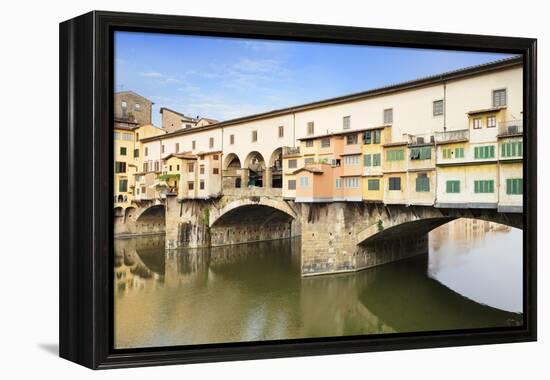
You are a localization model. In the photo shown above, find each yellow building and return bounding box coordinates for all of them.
[362,126,390,202]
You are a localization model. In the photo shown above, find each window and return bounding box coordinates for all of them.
[433,100,444,116]
[442,148,452,159]
[364,131,371,144]
[200,165,205,174]
[416,173,430,192]
[141,186,146,194]
[474,145,495,159]
[363,154,372,166]
[288,180,296,190]
[120,147,127,156]
[154,161,160,172]
[229,134,235,145]
[344,155,359,166]
[373,153,381,167]
[506,178,523,195]
[213,154,219,160]
[487,116,497,128]
[343,116,351,130]
[252,130,258,142]
[335,178,342,188]
[199,180,205,190]
[388,177,401,191]
[372,130,381,144]
[346,134,358,145]
[345,177,359,188]
[121,101,127,109]
[169,165,172,171]
[188,182,194,190]
[278,125,284,138]
[300,176,309,188]
[161,145,165,154]
[115,161,126,173]
[119,178,128,193]
[304,157,315,165]
[474,180,494,193]
[321,138,330,148]
[209,137,214,148]
[368,179,380,191]
[493,89,507,107]
[185,124,192,129]
[213,168,219,175]
[288,159,297,169]
[136,133,139,141]
[134,149,139,158]
[175,143,180,153]
[386,149,404,161]
[188,163,194,172]
[305,140,314,147]
[143,162,148,172]
[473,118,483,129]
[134,103,141,110]
[144,147,148,156]
[176,165,180,171]
[501,140,523,157]
[410,146,431,160]
[307,122,314,135]
[192,140,196,150]
[455,147,465,158]
[383,108,393,124]
[446,180,460,193]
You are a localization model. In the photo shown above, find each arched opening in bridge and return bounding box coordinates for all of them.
[210,204,294,246]
[269,148,283,188]
[135,204,166,235]
[223,153,242,189]
[244,151,265,188]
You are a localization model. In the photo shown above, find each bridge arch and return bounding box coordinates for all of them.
[356,205,522,246]
[209,198,297,246]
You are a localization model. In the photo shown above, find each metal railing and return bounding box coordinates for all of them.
[498,120,523,136]
[434,129,470,143]
[406,133,435,145]
[283,146,300,156]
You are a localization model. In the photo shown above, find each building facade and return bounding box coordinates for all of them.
[117,57,523,215]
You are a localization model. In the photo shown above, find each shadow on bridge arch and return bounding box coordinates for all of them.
[356,205,522,247]
[209,198,297,247]
[134,204,166,235]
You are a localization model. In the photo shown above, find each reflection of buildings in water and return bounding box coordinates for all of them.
[114,236,165,294]
[430,218,511,252]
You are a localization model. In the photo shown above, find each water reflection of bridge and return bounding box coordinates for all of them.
[115,236,521,347]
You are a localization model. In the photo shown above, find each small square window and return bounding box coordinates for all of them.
[433,100,444,116]
[307,122,314,135]
[493,89,507,107]
[383,108,393,124]
[473,118,483,129]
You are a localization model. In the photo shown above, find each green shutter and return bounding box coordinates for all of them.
[507,178,523,195]
[364,154,372,166]
[446,180,460,193]
[373,153,381,166]
[456,147,464,158]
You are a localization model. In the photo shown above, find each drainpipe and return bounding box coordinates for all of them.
[443,81,447,132]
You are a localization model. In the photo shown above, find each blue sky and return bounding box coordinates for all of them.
[114,31,514,126]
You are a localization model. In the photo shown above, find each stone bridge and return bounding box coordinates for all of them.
[115,195,522,277]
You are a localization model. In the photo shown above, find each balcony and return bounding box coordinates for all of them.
[498,120,523,137]
[283,146,300,157]
[406,133,434,146]
[434,129,469,144]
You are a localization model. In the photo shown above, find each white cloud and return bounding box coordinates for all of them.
[140,71,164,78]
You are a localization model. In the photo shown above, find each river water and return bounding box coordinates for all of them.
[114,218,523,349]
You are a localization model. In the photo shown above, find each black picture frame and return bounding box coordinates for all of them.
[59,10,537,369]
